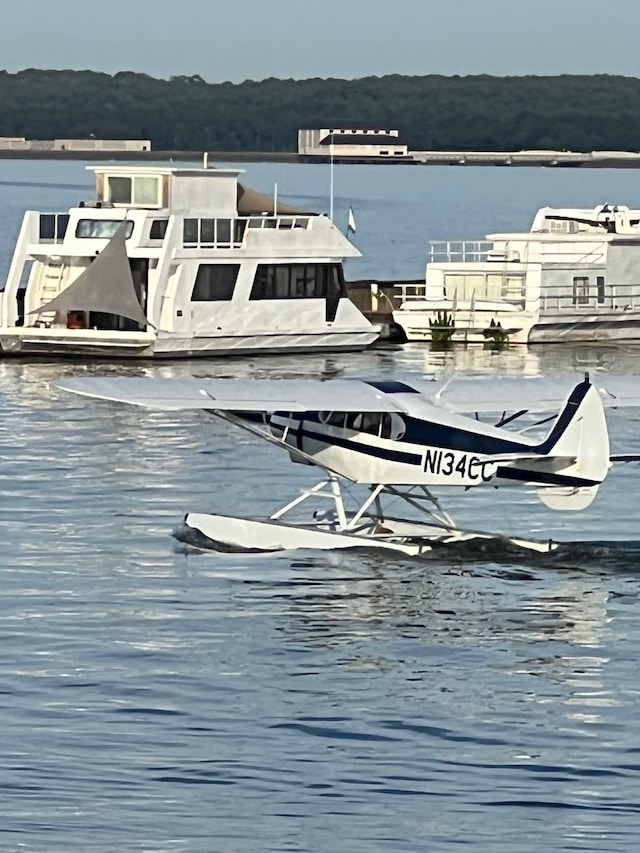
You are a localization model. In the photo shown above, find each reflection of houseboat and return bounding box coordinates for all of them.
[393,204,640,344]
[0,165,379,358]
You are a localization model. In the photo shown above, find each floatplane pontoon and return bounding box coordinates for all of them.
[56,372,640,556]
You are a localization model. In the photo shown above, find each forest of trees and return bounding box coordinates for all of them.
[2,69,640,153]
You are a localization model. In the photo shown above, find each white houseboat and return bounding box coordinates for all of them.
[0,165,379,357]
[393,203,640,344]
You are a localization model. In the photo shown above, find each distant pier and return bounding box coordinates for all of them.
[408,150,640,168]
[1,147,640,168]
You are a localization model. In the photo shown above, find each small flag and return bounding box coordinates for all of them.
[347,206,357,235]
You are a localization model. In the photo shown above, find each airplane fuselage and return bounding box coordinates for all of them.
[263,405,594,492]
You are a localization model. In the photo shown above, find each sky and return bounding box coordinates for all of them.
[1,0,639,83]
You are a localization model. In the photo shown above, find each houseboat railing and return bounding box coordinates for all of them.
[428,240,608,265]
[182,215,312,249]
[428,241,495,263]
[539,280,640,313]
[395,277,640,314]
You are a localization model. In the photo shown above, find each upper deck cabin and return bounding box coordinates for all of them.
[18,164,357,259]
[0,164,369,352]
[426,204,640,271]
[92,164,241,215]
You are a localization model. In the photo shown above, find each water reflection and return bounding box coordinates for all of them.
[221,548,614,654]
[3,342,640,398]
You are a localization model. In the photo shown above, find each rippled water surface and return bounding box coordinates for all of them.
[2,161,640,851]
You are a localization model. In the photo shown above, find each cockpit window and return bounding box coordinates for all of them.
[319,411,405,440]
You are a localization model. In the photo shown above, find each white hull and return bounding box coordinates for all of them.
[183,512,557,556]
[393,301,535,345]
[394,302,640,345]
[0,326,378,359]
[0,163,379,361]
[528,316,640,343]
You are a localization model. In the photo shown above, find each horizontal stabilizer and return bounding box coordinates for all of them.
[537,485,599,511]
[486,452,576,465]
[610,454,640,463]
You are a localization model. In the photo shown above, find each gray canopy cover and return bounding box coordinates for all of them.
[31,224,148,326]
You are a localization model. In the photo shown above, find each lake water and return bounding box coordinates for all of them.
[2,160,640,852]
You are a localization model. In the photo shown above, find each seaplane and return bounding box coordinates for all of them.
[55,372,640,556]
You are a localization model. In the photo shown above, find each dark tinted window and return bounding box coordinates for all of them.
[191,264,240,301]
[39,213,69,241]
[200,219,215,244]
[183,219,199,243]
[39,214,55,240]
[249,264,347,300]
[150,219,168,239]
[216,219,231,244]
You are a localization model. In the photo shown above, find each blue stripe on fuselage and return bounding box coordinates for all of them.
[496,467,600,488]
[403,380,592,455]
[402,418,532,455]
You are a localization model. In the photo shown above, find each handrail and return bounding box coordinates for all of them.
[182,215,312,249]
[428,239,608,265]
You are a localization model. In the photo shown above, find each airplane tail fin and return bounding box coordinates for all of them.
[535,378,609,510]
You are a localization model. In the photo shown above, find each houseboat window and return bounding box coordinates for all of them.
[107,176,132,204]
[502,275,526,303]
[572,276,590,306]
[106,175,161,207]
[249,264,347,300]
[274,266,290,298]
[134,177,161,205]
[217,219,231,244]
[234,220,247,242]
[183,219,199,243]
[444,272,525,305]
[39,213,69,242]
[75,219,134,239]
[291,265,315,297]
[200,219,215,244]
[444,273,486,301]
[597,275,606,304]
[191,264,240,301]
[150,219,168,239]
[326,265,346,297]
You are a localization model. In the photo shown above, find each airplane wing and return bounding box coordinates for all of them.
[55,376,406,413]
[56,374,640,416]
[412,374,640,413]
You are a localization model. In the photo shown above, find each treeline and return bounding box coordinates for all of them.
[2,69,640,152]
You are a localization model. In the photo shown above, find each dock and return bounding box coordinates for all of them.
[346,278,424,341]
